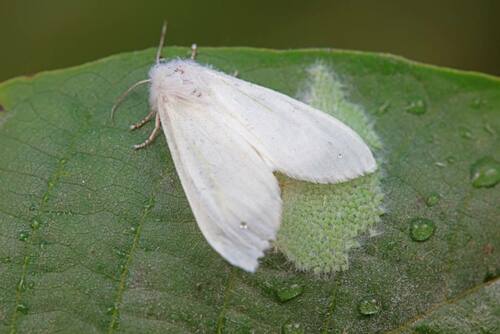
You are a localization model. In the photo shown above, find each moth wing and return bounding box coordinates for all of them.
[158,102,281,272]
[209,71,377,183]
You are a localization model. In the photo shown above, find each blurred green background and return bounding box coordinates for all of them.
[1,0,499,82]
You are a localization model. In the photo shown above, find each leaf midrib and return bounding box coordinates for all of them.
[107,196,155,333]
[386,276,499,333]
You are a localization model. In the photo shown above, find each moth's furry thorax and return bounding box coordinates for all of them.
[148,59,211,109]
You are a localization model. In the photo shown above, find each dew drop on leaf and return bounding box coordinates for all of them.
[39,239,49,249]
[274,283,304,302]
[30,219,41,230]
[282,322,305,334]
[434,161,446,168]
[425,193,440,207]
[405,99,427,115]
[16,303,29,314]
[112,318,120,329]
[358,298,380,315]
[459,126,473,140]
[377,101,390,115]
[471,97,486,109]
[446,156,456,164]
[483,123,496,136]
[470,156,500,188]
[409,218,435,241]
[114,248,127,258]
[106,305,117,315]
[17,278,26,292]
[18,231,29,241]
[483,266,500,283]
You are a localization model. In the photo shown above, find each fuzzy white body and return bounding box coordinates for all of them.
[148,60,376,272]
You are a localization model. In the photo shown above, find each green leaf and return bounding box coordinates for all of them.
[0,47,498,333]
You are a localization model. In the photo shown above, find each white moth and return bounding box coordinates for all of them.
[112,24,376,272]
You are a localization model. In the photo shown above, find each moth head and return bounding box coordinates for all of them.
[149,60,209,108]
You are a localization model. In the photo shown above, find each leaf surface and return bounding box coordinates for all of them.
[0,47,498,333]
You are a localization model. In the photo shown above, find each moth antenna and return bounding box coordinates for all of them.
[110,79,152,123]
[155,20,168,64]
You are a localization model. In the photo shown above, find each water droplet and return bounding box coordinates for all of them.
[358,298,380,315]
[282,322,304,334]
[459,126,473,140]
[30,219,41,230]
[471,97,485,109]
[470,157,500,188]
[114,248,127,258]
[106,305,117,315]
[337,153,343,159]
[434,162,446,168]
[275,283,304,302]
[29,204,37,211]
[446,156,456,164]
[25,255,33,264]
[19,231,29,241]
[2,256,12,264]
[239,222,248,229]
[425,193,440,207]
[483,266,499,283]
[39,239,49,249]
[17,278,26,292]
[16,304,29,314]
[27,281,35,289]
[129,226,137,233]
[409,218,435,241]
[405,100,427,115]
[484,123,496,136]
[377,101,390,115]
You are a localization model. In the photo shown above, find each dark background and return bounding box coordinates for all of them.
[1,0,499,82]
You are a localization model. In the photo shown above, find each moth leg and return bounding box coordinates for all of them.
[190,43,198,60]
[130,110,155,130]
[133,112,162,150]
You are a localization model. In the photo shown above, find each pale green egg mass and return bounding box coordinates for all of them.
[276,63,384,274]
